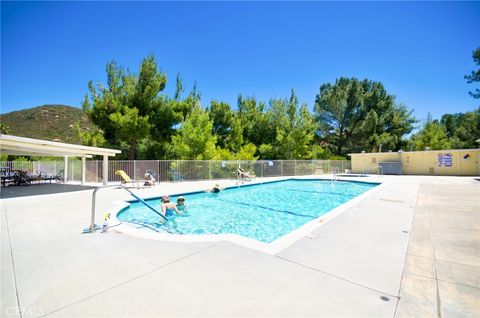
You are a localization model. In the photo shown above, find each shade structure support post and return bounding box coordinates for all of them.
[81,156,86,184]
[103,155,108,185]
[64,156,69,182]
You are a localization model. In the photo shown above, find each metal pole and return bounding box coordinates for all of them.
[209,160,212,180]
[88,184,167,232]
[64,156,69,182]
[81,157,86,184]
[134,160,136,180]
[102,155,108,185]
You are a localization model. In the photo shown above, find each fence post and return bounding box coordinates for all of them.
[133,160,136,180]
[177,160,180,182]
[209,160,212,180]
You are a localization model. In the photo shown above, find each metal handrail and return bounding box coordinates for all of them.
[332,167,340,181]
[360,165,384,177]
[86,185,167,233]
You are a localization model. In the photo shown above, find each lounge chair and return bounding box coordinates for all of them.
[115,170,143,189]
[0,167,15,186]
[11,170,32,186]
[27,171,53,183]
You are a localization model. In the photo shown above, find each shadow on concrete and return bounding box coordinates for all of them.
[0,183,97,199]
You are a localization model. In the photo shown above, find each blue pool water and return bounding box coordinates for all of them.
[117,179,378,243]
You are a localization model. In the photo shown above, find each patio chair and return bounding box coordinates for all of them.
[115,170,142,189]
[54,169,67,183]
[237,167,255,181]
[144,169,157,186]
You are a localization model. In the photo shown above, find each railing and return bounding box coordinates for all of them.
[86,184,166,233]
[0,160,351,183]
[361,165,384,177]
[332,167,340,181]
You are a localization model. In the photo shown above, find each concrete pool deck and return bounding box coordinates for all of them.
[1,175,479,317]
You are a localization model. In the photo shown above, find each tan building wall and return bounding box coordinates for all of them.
[350,149,480,176]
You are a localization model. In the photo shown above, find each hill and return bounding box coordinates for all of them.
[0,105,97,144]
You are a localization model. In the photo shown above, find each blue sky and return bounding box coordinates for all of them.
[1,1,479,123]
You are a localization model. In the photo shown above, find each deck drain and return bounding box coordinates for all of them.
[402,230,409,233]
[380,296,390,301]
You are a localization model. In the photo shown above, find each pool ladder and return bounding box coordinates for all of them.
[360,165,384,178]
[84,185,167,233]
[331,167,340,182]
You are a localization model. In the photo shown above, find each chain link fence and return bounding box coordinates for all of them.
[0,160,350,183]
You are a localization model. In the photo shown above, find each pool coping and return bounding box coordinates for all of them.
[109,177,387,254]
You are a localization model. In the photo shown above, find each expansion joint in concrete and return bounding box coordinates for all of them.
[275,255,399,299]
[3,202,23,318]
[393,182,420,318]
[41,242,221,317]
[428,196,442,318]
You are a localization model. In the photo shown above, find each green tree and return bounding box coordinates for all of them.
[440,108,480,149]
[212,143,257,160]
[146,95,184,159]
[174,73,184,100]
[314,77,362,156]
[465,47,480,99]
[234,144,258,160]
[0,124,9,134]
[171,105,217,160]
[411,114,451,150]
[314,77,416,156]
[73,123,106,148]
[265,90,317,159]
[237,95,269,147]
[257,98,283,158]
[173,84,200,122]
[145,78,202,159]
[207,101,236,149]
[82,56,167,159]
[144,80,204,159]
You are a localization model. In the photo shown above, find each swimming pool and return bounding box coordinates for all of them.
[117,179,378,243]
